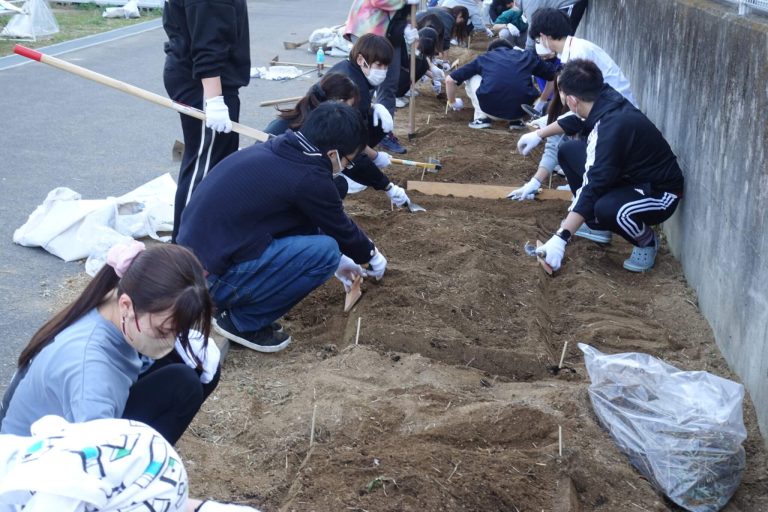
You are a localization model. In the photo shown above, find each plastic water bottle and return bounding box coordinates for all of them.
[316,47,325,77]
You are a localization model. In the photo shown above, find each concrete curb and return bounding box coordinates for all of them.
[0,17,162,71]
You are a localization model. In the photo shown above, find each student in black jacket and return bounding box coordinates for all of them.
[162,0,250,242]
[536,59,684,273]
[264,73,411,207]
[177,103,388,353]
[445,39,557,130]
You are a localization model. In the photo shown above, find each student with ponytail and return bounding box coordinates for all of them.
[264,72,411,206]
[0,242,217,445]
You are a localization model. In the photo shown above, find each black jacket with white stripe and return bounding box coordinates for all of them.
[162,0,250,92]
[558,85,684,219]
[177,131,376,276]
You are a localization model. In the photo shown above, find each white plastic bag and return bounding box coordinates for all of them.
[102,0,140,19]
[0,0,58,40]
[13,174,177,273]
[579,343,746,512]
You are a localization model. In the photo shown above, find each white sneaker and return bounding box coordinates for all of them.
[395,97,409,108]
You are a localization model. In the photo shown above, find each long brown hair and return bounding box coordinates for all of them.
[449,6,471,45]
[18,244,213,369]
[547,74,568,125]
[278,73,360,130]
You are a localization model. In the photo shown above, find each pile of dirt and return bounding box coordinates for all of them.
[160,40,768,511]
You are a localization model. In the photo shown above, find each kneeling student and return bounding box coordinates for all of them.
[536,59,684,273]
[178,103,388,352]
[445,39,557,130]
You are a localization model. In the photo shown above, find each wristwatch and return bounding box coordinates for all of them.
[556,227,572,243]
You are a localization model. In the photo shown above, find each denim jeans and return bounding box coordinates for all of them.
[207,235,340,332]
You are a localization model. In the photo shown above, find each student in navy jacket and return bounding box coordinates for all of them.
[178,103,389,353]
[445,39,557,130]
[536,59,684,273]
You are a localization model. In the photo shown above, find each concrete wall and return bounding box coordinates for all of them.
[579,0,768,438]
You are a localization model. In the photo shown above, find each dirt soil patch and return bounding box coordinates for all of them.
[54,38,768,511]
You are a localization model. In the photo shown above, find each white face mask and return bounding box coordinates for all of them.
[122,309,177,359]
[360,58,388,87]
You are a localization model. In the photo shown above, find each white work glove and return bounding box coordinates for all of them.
[537,234,567,271]
[404,24,419,46]
[484,26,494,37]
[534,99,548,113]
[506,23,520,37]
[449,98,464,111]
[204,96,232,133]
[406,0,419,3]
[174,329,220,384]
[366,247,388,280]
[335,254,365,292]
[197,501,262,512]
[430,65,445,81]
[507,177,541,201]
[372,103,394,133]
[372,151,392,169]
[386,183,409,207]
[517,130,543,155]
[528,115,548,129]
[432,79,442,94]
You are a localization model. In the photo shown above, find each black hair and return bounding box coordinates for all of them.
[557,59,604,102]
[278,73,360,129]
[489,0,516,22]
[19,244,212,369]
[417,13,445,45]
[418,27,439,58]
[350,33,394,67]
[300,102,368,157]
[529,7,572,40]
[488,38,514,52]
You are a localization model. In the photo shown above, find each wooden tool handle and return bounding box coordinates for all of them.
[407,3,417,137]
[259,96,303,107]
[391,158,439,170]
[14,45,269,142]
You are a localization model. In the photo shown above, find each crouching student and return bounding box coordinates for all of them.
[265,73,410,207]
[536,59,684,273]
[178,103,389,352]
[0,415,259,511]
[325,34,410,207]
[0,243,218,445]
[396,27,443,104]
[445,39,557,130]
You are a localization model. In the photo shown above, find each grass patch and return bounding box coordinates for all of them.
[0,3,162,57]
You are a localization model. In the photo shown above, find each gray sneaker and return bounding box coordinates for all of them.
[575,224,612,244]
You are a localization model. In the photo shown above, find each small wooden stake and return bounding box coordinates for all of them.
[355,317,362,345]
[558,425,563,457]
[558,341,569,369]
[309,403,318,448]
[421,167,426,181]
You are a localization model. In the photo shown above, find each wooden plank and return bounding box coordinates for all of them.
[406,181,573,201]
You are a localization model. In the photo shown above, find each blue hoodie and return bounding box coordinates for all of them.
[177,131,376,276]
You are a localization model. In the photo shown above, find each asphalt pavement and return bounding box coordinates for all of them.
[0,0,353,386]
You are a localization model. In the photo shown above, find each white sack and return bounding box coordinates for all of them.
[102,0,140,19]
[13,173,177,274]
[0,0,58,40]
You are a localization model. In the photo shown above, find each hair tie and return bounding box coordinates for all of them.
[311,83,327,101]
[106,240,146,278]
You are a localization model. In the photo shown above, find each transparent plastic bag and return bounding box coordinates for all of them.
[579,343,746,512]
[0,0,58,40]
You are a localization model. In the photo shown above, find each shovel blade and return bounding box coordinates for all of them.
[406,201,426,213]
